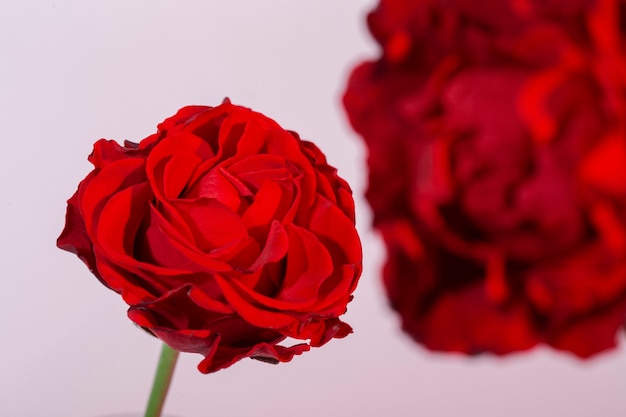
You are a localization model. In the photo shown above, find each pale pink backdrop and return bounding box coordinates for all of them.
[1,1,625,416]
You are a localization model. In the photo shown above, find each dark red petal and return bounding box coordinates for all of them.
[525,244,626,318]
[94,253,156,304]
[414,285,538,355]
[242,180,292,242]
[215,273,301,330]
[79,158,147,234]
[227,114,271,158]
[305,317,353,347]
[128,284,312,373]
[146,133,216,202]
[579,132,626,195]
[188,285,235,315]
[314,265,361,314]
[227,154,293,192]
[277,224,333,303]
[88,139,147,168]
[95,183,152,265]
[247,220,289,272]
[141,205,233,273]
[156,106,211,134]
[162,151,203,200]
[185,167,245,213]
[57,172,99,277]
[171,199,248,252]
[547,301,626,358]
[197,339,310,374]
[307,195,362,266]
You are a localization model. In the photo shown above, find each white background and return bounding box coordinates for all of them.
[1,1,625,416]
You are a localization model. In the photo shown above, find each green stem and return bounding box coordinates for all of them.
[144,343,180,417]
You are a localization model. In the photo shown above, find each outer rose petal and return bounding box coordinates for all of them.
[127,285,311,373]
[412,287,538,355]
[57,174,101,280]
[156,106,209,136]
[546,300,626,358]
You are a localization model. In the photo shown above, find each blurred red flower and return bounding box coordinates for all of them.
[58,100,362,372]
[344,0,626,357]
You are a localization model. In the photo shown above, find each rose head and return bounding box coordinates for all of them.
[58,101,362,373]
[344,0,626,357]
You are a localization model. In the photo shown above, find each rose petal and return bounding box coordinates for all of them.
[163,151,203,200]
[156,106,211,134]
[57,172,99,277]
[185,167,245,213]
[172,198,248,252]
[146,133,216,201]
[88,139,144,168]
[306,195,362,266]
[277,224,333,303]
[242,180,293,242]
[142,204,233,272]
[227,154,294,192]
[79,158,147,234]
[418,285,538,355]
[546,300,626,358]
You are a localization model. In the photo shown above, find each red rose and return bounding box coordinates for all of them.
[344,0,626,357]
[58,100,362,373]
